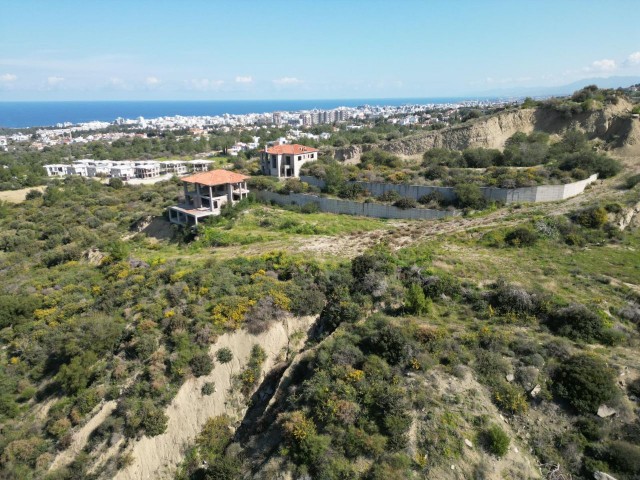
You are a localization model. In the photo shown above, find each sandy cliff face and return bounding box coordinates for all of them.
[102,315,315,480]
[334,99,636,161]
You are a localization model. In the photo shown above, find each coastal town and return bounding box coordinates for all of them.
[0,98,518,153]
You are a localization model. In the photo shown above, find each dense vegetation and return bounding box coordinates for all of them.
[0,85,638,480]
[542,85,626,119]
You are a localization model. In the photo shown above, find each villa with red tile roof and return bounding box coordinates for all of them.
[260,143,318,178]
[168,169,250,226]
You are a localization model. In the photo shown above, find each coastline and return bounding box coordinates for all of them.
[0,96,509,129]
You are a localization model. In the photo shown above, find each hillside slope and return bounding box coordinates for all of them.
[334,99,637,161]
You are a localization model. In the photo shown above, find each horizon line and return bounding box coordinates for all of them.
[0,95,522,104]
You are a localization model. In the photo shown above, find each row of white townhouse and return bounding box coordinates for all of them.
[43,159,215,180]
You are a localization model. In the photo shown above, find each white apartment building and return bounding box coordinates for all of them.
[134,161,161,179]
[188,160,214,172]
[69,163,89,176]
[110,162,136,180]
[87,161,113,177]
[162,160,189,175]
[44,164,68,177]
[260,144,318,178]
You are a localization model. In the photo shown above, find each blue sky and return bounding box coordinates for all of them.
[1,0,639,100]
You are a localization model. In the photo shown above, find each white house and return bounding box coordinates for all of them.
[260,144,318,178]
[134,161,161,179]
[87,161,113,177]
[188,160,214,172]
[162,160,189,175]
[69,162,89,176]
[168,170,250,226]
[44,164,68,177]
[110,162,135,180]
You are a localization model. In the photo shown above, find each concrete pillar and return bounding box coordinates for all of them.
[209,185,214,211]
[227,183,233,203]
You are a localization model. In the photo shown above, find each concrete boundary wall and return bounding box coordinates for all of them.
[299,174,598,204]
[256,191,459,220]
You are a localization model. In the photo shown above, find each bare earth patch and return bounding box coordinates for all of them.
[0,185,46,203]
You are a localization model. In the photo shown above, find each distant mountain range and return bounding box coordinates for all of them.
[471,76,640,99]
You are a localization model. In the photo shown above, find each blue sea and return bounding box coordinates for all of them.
[0,97,493,129]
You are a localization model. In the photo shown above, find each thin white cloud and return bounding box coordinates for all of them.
[0,73,17,83]
[187,78,225,91]
[590,59,617,72]
[235,76,252,84]
[145,76,160,86]
[108,77,125,87]
[625,51,640,66]
[47,76,64,86]
[273,76,301,85]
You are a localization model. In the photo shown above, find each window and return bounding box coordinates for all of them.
[297,156,301,161]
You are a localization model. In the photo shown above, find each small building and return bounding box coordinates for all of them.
[110,162,135,180]
[69,162,89,176]
[44,164,68,177]
[162,160,188,175]
[168,170,250,226]
[134,161,161,179]
[87,160,113,177]
[188,160,214,172]
[260,144,318,178]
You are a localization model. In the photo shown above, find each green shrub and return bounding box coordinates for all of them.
[361,322,412,366]
[625,173,640,189]
[547,304,606,343]
[338,183,366,199]
[404,283,431,315]
[279,411,330,467]
[393,197,417,209]
[483,424,510,457]
[575,206,608,228]
[0,294,41,329]
[378,190,401,202]
[553,354,617,414]
[422,148,463,167]
[422,273,461,299]
[216,348,233,364]
[360,150,403,169]
[505,227,538,247]
[319,287,362,332]
[558,151,621,178]
[108,177,124,189]
[25,189,43,200]
[56,351,98,395]
[190,353,214,377]
[201,382,216,396]
[604,441,640,474]
[491,381,529,414]
[454,183,487,209]
[418,191,445,206]
[300,202,320,214]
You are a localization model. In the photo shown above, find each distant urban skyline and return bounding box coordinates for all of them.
[1,0,639,101]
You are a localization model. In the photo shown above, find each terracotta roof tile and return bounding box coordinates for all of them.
[181,169,250,187]
[264,144,319,155]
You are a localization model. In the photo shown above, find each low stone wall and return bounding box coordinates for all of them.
[256,191,458,220]
[299,174,597,205]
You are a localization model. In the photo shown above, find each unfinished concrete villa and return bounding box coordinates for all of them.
[168,169,250,226]
[260,144,318,178]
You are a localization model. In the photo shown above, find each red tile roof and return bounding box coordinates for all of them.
[181,169,250,187]
[264,144,319,155]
